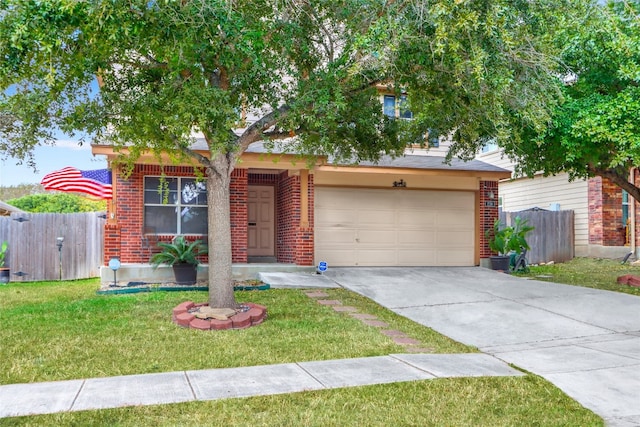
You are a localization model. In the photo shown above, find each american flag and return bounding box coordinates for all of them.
[40,167,113,200]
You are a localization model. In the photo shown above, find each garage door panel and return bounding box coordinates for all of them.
[437,230,474,246]
[315,188,475,267]
[398,249,437,265]
[318,249,358,266]
[437,249,475,266]
[358,229,396,244]
[437,210,474,227]
[356,250,398,266]
[398,230,435,244]
[358,209,395,225]
[441,192,476,208]
[397,195,437,209]
[358,192,397,209]
[398,210,436,225]
[316,190,354,207]
[316,209,358,227]
[316,228,356,244]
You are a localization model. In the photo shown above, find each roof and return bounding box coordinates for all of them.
[0,200,25,216]
[244,140,510,174]
[354,154,509,173]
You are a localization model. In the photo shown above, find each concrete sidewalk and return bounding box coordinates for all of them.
[0,353,521,418]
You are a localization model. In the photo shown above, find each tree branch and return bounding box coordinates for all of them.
[169,133,211,168]
[590,165,640,204]
[236,105,292,153]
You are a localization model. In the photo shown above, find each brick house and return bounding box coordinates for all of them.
[92,139,510,283]
[477,145,639,260]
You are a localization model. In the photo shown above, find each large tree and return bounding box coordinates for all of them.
[0,0,582,308]
[503,0,640,202]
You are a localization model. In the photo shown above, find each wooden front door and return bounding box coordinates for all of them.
[247,185,275,256]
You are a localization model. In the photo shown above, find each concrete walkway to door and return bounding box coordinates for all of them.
[319,267,640,427]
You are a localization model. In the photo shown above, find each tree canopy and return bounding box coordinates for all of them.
[0,0,588,307]
[504,0,640,201]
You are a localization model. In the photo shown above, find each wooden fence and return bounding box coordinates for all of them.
[500,209,575,265]
[0,212,105,281]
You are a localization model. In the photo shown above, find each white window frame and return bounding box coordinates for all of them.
[143,176,208,235]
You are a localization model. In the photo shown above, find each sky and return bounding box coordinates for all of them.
[0,139,107,187]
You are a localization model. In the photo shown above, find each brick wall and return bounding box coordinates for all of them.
[589,176,626,246]
[105,165,210,264]
[479,180,499,259]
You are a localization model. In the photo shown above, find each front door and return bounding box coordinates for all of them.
[247,185,275,257]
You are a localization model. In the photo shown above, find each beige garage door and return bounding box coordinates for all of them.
[315,188,475,266]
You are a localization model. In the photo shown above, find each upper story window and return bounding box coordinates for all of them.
[481,139,499,153]
[383,93,440,147]
[383,94,413,120]
[144,176,208,235]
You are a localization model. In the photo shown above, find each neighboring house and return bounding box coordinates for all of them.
[476,145,637,260]
[92,135,510,282]
[0,200,25,216]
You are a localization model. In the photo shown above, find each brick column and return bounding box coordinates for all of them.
[230,169,248,263]
[479,181,499,261]
[103,223,121,264]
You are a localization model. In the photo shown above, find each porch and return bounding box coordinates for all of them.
[98,262,315,286]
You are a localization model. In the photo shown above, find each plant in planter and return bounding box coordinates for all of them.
[486,217,534,271]
[150,236,208,285]
[0,241,9,284]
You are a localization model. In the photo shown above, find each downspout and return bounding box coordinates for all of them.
[631,168,636,256]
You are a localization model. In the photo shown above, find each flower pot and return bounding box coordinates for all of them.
[172,263,198,285]
[0,268,9,284]
[490,255,511,272]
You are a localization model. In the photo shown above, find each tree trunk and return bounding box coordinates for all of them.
[206,153,238,309]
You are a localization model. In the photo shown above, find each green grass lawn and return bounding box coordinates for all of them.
[0,279,468,384]
[0,277,604,426]
[521,257,640,296]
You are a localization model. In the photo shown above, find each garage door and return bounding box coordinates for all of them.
[314,188,475,266]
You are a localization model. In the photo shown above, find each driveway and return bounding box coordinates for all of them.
[324,267,640,427]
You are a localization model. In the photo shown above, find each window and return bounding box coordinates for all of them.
[383,94,413,119]
[622,190,629,227]
[144,177,208,235]
[481,139,499,153]
[426,128,440,148]
[383,93,438,147]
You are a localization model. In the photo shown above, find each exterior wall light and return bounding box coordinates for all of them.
[108,257,121,287]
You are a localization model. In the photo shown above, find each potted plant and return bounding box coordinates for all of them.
[0,241,9,284]
[486,216,534,271]
[150,236,207,285]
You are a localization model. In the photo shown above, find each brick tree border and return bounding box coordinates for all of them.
[172,301,267,331]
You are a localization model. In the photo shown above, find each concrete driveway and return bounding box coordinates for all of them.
[324,267,640,427]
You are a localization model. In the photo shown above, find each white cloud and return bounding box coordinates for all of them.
[54,139,91,150]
